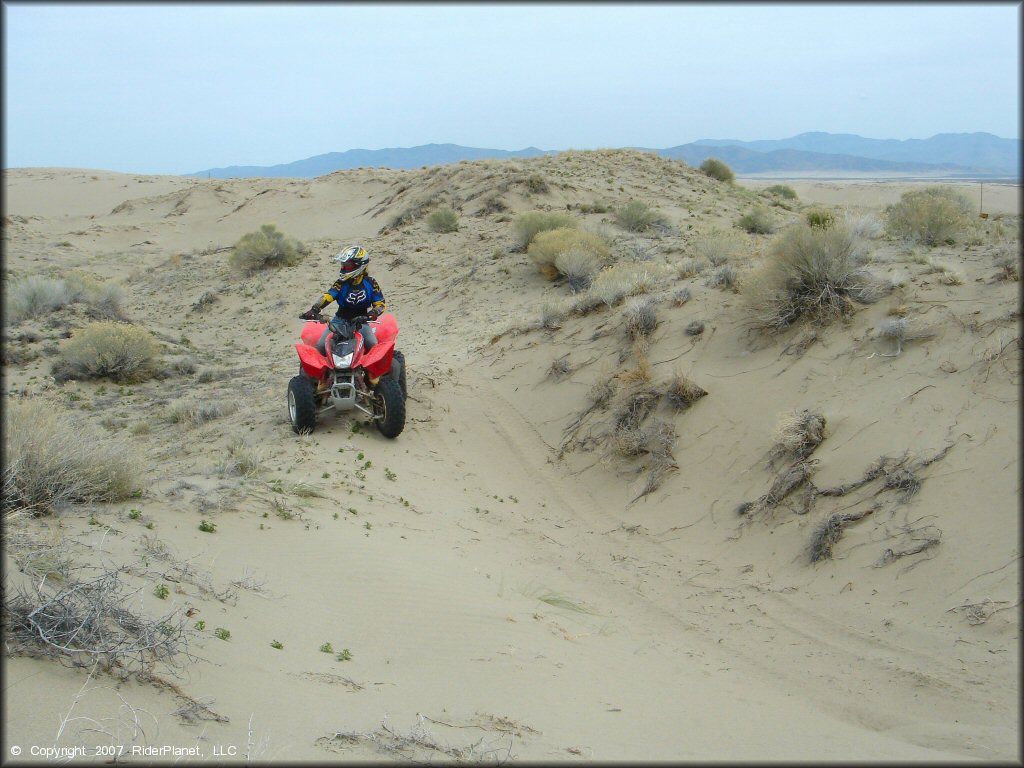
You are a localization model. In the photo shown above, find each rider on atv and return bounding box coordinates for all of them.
[300,245,386,354]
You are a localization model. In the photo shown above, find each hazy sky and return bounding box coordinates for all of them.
[3,2,1020,175]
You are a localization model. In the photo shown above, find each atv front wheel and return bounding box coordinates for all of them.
[373,374,405,438]
[288,375,317,434]
[391,350,407,400]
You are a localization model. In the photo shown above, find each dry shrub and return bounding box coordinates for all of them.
[3,566,188,675]
[744,223,883,333]
[765,184,798,200]
[388,200,430,229]
[426,206,459,233]
[808,510,872,563]
[805,208,836,229]
[478,194,507,215]
[771,409,826,460]
[691,229,741,266]
[52,321,160,382]
[645,418,678,459]
[218,437,265,478]
[166,399,238,426]
[700,157,735,184]
[737,207,775,234]
[613,200,667,232]
[84,281,126,320]
[705,264,737,290]
[528,228,610,278]
[4,275,74,323]
[4,273,125,324]
[676,257,709,278]
[228,224,307,272]
[842,209,884,240]
[537,300,568,330]
[590,263,665,307]
[525,174,549,193]
[994,248,1020,281]
[554,248,602,292]
[192,290,219,312]
[3,396,140,515]
[511,211,576,251]
[664,371,707,411]
[884,186,975,246]
[320,714,507,763]
[612,423,649,457]
[876,317,937,355]
[623,297,658,339]
[548,357,571,377]
[619,353,653,387]
[568,291,605,316]
[633,419,679,499]
[672,286,691,306]
[3,344,40,366]
[5,527,75,582]
[611,380,659,438]
[587,375,617,410]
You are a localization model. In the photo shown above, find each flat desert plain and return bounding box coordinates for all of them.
[2,151,1020,763]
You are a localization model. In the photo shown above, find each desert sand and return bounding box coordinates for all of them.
[2,151,1020,763]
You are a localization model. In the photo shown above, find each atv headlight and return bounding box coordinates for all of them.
[332,352,353,368]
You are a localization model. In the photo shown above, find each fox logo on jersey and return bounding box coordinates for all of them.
[345,289,367,305]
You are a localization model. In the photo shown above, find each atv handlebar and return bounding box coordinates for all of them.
[298,312,374,326]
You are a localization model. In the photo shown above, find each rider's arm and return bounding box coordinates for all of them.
[314,279,345,311]
[368,277,386,317]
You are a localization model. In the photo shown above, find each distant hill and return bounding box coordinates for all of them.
[654,145,978,175]
[691,131,1019,174]
[190,143,556,179]
[187,133,1020,179]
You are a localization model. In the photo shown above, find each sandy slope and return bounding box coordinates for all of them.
[2,153,1020,763]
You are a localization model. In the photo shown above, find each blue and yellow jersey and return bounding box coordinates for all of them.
[315,274,386,319]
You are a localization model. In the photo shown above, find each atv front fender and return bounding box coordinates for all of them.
[361,340,395,380]
[296,343,331,378]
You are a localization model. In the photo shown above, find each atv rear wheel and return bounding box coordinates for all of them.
[288,375,317,434]
[373,374,405,438]
[391,350,407,400]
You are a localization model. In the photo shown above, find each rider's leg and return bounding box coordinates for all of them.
[360,322,378,350]
[316,327,330,356]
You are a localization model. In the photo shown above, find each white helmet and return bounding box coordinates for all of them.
[333,245,368,282]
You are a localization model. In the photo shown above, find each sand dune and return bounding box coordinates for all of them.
[2,152,1020,762]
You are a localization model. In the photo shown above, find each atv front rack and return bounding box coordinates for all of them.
[322,372,378,419]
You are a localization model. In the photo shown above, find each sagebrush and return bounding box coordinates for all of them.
[614,200,666,232]
[554,248,603,292]
[426,206,459,233]
[765,184,798,200]
[512,211,577,251]
[528,228,610,280]
[884,186,975,246]
[745,223,884,333]
[52,321,160,382]
[3,396,140,514]
[700,158,735,184]
[590,263,665,307]
[737,207,775,234]
[228,224,307,272]
[4,273,125,324]
[691,229,741,266]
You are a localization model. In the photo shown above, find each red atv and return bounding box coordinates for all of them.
[288,312,406,437]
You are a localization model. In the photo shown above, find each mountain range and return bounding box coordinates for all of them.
[188,132,1020,180]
